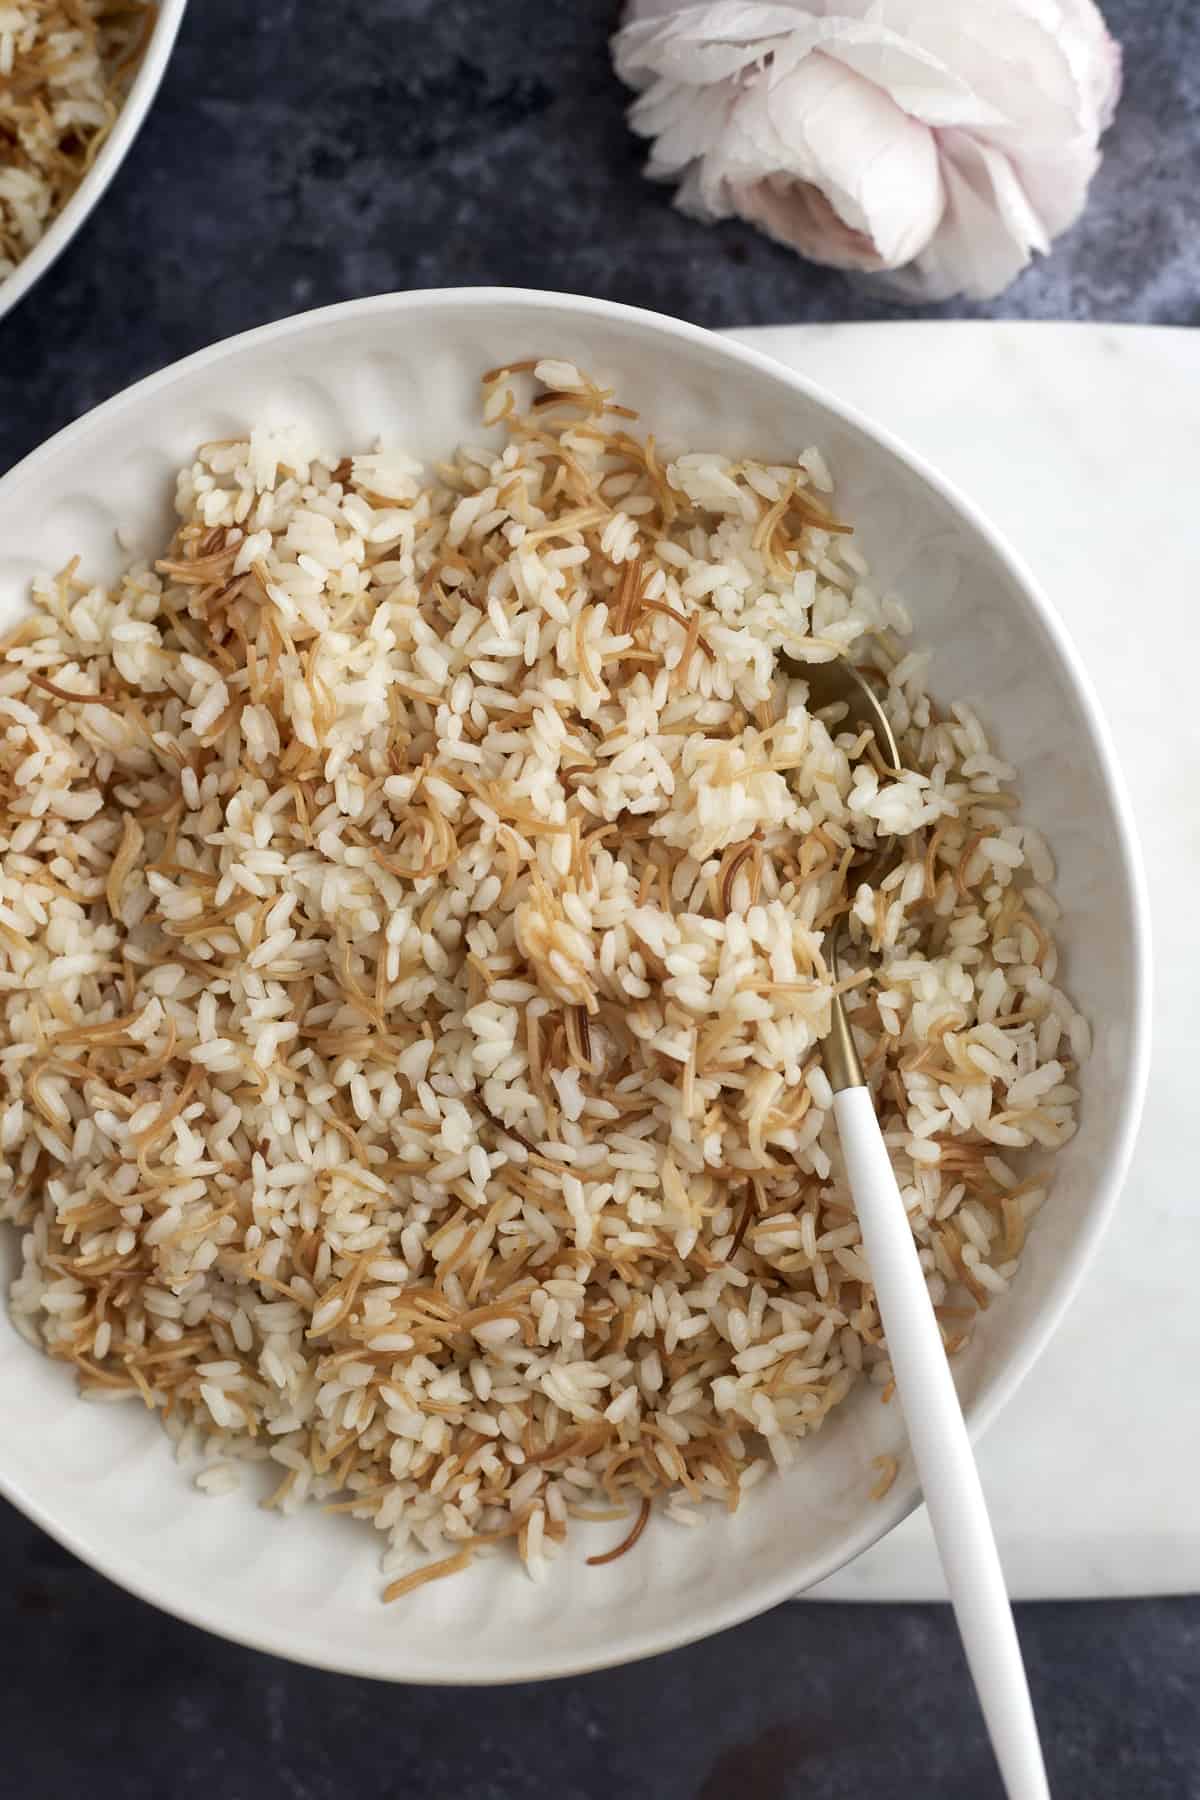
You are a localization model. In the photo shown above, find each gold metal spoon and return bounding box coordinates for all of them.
[781,653,903,1094]
[780,652,1051,1800]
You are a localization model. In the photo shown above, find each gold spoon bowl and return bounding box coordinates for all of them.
[781,654,904,1093]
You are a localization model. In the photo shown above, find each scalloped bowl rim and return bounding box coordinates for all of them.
[0,290,1151,1682]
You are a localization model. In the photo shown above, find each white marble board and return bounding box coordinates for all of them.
[721,323,1198,1603]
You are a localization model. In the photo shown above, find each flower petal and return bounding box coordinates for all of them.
[633,77,742,197]
[739,52,943,268]
[807,15,1004,130]
[874,0,1096,142]
[733,175,888,272]
[614,2,814,90]
[896,130,1041,301]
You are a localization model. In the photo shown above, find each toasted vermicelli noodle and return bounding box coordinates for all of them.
[0,360,1083,1593]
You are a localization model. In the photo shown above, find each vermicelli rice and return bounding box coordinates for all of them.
[0,359,1084,1594]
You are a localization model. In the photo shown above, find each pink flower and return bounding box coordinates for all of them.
[613,0,1122,300]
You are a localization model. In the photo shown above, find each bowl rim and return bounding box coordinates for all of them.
[0,287,1153,1682]
[0,0,189,325]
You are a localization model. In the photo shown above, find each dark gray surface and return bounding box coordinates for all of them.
[3,1505,1200,1799]
[1,1,1197,1793]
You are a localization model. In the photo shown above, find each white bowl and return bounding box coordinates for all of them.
[0,290,1150,1682]
[0,0,188,324]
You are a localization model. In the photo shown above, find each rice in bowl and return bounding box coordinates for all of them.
[0,360,1085,1597]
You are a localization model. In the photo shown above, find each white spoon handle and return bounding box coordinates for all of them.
[833,1085,1050,1800]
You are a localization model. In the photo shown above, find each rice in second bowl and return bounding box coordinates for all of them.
[0,0,153,282]
[0,359,1085,1595]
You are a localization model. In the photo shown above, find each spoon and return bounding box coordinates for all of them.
[788,654,1051,1800]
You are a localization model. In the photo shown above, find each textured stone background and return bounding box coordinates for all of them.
[1,2,1198,1794]
[4,1501,1200,1799]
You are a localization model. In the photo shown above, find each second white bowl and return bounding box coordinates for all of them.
[0,0,188,324]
